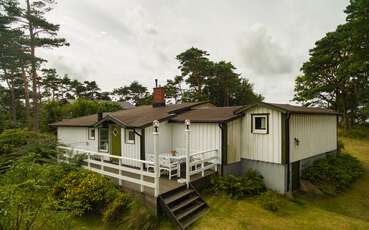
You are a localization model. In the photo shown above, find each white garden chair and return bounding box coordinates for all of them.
[146,154,180,180]
[159,157,180,180]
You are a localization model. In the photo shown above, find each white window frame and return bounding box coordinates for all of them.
[98,127,110,152]
[88,127,95,140]
[125,129,135,144]
[252,114,269,134]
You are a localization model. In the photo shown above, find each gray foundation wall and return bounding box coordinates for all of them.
[241,159,287,194]
[223,159,287,194]
[222,151,337,194]
[300,150,337,171]
[222,161,243,176]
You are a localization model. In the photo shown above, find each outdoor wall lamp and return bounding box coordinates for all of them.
[153,120,159,132]
[294,137,300,146]
[185,119,191,130]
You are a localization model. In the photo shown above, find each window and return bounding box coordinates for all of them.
[125,129,135,144]
[252,114,268,134]
[99,128,109,152]
[88,128,95,140]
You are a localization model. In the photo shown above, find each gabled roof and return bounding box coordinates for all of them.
[50,102,211,128]
[235,102,339,115]
[170,106,243,123]
[50,101,338,128]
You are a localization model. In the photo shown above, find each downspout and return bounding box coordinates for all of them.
[218,122,227,176]
[133,128,145,161]
[285,112,291,193]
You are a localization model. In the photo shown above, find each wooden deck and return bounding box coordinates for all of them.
[59,146,219,212]
[89,161,214,196]
[97,162,215,210]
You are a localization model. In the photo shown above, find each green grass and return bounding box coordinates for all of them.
[74,136,369,229]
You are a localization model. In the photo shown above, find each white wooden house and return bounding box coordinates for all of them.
[51,86,338,228]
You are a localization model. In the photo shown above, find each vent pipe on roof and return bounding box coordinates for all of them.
[97,112,103,121]
[152,79,165,108]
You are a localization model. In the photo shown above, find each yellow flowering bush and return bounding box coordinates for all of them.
[52,170,119,215]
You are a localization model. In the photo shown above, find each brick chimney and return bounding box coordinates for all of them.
[152,79,165,107]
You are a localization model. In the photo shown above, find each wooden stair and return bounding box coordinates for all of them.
[158,184,209,229]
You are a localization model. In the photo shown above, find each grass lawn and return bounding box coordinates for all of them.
[160,136,369,229]
[74,136,369,229]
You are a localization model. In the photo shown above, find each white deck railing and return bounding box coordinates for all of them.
[189,149,219,177]
[57,146,158,196]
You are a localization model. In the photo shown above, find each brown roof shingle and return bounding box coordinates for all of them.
[49,102,209,128]
[170,106,243,123]
[236,102,339,115]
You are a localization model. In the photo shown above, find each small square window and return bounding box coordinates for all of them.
[125,129,135,144]
[252,114,268,134]
[88,128,95,140]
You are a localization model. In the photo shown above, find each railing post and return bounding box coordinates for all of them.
[140,164,144,192]
[119,159,123,186]
[185,119,191,189]
[87,152,91,170]
[153,120,160,197]
[215,149,218,172]
[56,148,60,163]
[201,153,204,177]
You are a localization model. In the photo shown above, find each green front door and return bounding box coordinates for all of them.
[111,124,121,156]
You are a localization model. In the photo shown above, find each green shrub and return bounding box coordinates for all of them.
[0,129,56,152]
[52,170,119,215]
[102,193,158,229]
[102,192,132,223]
[124,199,158,230]
[0,160,72,229]
[258,190,286,212]
[210,170,266,199]
[337,139,345,153]
[341,126,369,139]
[302,153,364,194]
[0,129,57,173]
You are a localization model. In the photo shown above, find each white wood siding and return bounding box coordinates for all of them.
[290,114,337,162]
[172,123,222,162]
[241,106,282,164]
[121,128,141,167]
[227,119,242,164]
[145,121,173,159]
[57,127,98,152]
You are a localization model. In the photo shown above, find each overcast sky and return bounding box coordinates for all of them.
[39,0,349,103]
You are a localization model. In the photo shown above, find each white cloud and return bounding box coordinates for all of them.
[240,24,295,75]
[39,0,348,103]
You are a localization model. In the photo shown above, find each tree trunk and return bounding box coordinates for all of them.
[26,0,39,130]
[4,69,16,127]
[342,95,350,130]
[21,65,31,128]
